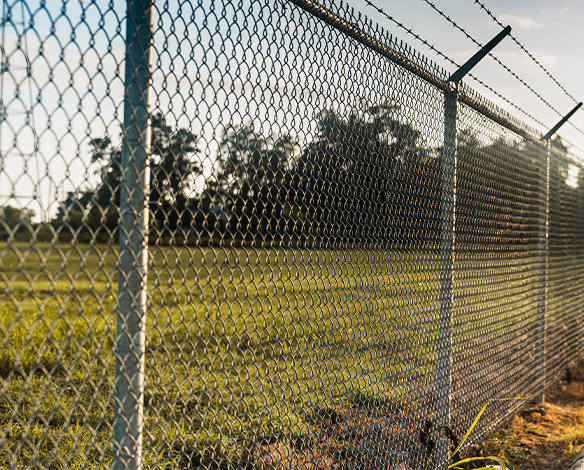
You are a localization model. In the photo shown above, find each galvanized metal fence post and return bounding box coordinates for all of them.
[535,102,581,404]
[435,29,510,466]
[113,0,154,468]
[536,140,550,404]
[437,86,457,466]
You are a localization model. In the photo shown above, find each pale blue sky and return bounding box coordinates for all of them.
[2,0,583,221]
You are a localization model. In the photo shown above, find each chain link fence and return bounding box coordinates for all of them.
[1,0,583,468]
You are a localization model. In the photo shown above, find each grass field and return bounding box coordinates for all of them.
[0,241,556,468]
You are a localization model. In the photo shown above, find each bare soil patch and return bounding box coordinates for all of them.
[475,361,584,469]
[253,398,436,470]
[253,361,584,470]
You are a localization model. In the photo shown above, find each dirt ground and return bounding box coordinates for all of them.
[475,361,584,469]
[252,363,584,470]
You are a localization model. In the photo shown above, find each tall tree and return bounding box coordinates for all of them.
[211,123,297,239]
[148,113,201,234]
[295,102,438,245]
[53,113,201,239]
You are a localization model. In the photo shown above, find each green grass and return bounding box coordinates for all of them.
[0,241,441,468]
[0,241,563,468]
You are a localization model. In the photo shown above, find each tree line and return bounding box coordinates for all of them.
[1,103,582,248]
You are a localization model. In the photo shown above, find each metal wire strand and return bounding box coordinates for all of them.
[472,0,579,104]
[362,0,547,130]
[417,0,584,142]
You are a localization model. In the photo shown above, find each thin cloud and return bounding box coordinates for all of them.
[532,52,557,69]
[499,14,542,30]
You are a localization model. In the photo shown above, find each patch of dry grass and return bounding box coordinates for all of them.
[475,363,584,469]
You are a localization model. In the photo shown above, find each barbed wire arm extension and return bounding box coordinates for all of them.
[471,0,584,140]
[362,0,548,130]
[449,25,511,83]
[543,102,583,141]
[472,0,579,104]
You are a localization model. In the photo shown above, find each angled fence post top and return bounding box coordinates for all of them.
[542,102,582,141]
[436,21,513,470]
[449,25,511,83]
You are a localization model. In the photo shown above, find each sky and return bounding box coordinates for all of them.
[349,0,584,153]
[2,0,584,222]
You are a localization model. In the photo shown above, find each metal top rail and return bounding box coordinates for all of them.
[290,0,544,145]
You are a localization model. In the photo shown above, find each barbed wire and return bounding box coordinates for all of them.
[417,0,567,118]
[417,0,584,141]
[470,0,584,143]
[568,121,584,139]
[362,0,547,131]
[472,0,579,105]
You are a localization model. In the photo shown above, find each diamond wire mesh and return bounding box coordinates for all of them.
[1,0,584,469]
[451,99,543,446]
[546,145,584,386]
